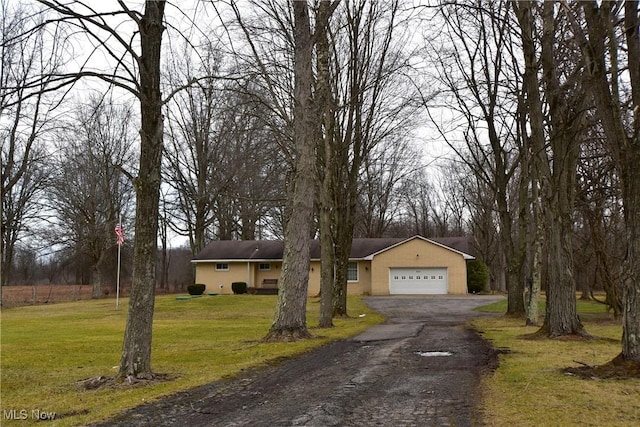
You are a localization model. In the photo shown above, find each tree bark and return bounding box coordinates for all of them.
[612,0,640,365]
[514,0,588,337]
[263,0,316,342]
[514,0,548,328]
[537,1,587,337]
[118,0,166,380]
[581,0,640,363]
[316,0,336,329]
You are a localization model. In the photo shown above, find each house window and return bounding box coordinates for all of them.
[259,263,271,271]
[215,263,229,271]
[347,262,358,281]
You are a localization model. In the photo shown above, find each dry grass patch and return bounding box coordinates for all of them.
[0,294,383,426]
[473,306,640,427]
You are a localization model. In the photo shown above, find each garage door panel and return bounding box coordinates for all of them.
[389,268,447,294]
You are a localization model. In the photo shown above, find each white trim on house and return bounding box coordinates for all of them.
[215,263,230,271]
[347,261,358,282]
[192,258,279,264]
[363,235,474,261]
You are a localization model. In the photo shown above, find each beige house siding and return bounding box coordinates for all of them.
[308,261,371,296]
[370,239,468,295]
[193,237,470,296]
[253,262,282,288]
[308,261,321,295]
[305,260,370,296]
[348,260,372,295]
[195,261,281,294]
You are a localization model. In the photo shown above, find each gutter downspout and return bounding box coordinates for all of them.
[247,262,251,288]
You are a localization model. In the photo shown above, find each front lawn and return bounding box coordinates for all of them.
[473,298,640,426]
[0,295,384,426]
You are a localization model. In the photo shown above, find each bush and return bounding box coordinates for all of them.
[187,284,206,296]
[467,259,489,293]
[231,282,248,294]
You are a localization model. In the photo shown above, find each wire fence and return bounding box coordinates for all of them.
[1,283,188,308]
[1,285,95,307]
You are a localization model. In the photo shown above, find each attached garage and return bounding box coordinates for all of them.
[193,235,474,296]
[367,236,472,296]
[389,267,448,295]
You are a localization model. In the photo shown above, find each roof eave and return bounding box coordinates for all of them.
[366,235,475,260]
[192,258,282,263]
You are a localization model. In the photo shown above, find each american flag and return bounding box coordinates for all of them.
[115,223,125,246]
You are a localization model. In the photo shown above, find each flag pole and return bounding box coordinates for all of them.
[116,240,121,310]
[115,216,122,310]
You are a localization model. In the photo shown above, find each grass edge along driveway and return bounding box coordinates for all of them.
[0,295,384,427]
[473,299,639,427]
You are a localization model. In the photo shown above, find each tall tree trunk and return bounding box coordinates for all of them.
[318,201,335,327]
[539,211,584,336]
[332,151,359,318]
[620,160,640,363]
[611,0,640,366]
[525,175,542,326]
[621,0,640,361]
[316,0,336,329]
[538,1,587,337]
[581,0,640,364]
[515,0,548,328]
[118,0,166,380]
[518,115,541,326]
[264,0,316,342]
[333,230,353,317]
[515,0,588,337]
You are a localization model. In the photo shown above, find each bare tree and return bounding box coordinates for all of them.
[163,45,231,253]
[49,95,136,298]
[424,0,524,315]
[164,45,285,253]
[466,175,504,292]
[262,0,321,341]
[575,130,624,315]
[324,0,422,317]
[316,0,338,328]
[1,144,49,286]
[34,0,168,379]
[229,0,339,338]
[1,1,62,292]
[399,169,438,237]
[576,0,640,367]
[355,141,421,238]
[514,0,590,337]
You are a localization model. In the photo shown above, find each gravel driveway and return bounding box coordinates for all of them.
[96,295,504,427]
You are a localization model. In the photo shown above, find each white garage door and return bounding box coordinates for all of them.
[389,268,448,295]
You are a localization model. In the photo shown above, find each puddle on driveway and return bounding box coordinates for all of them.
[415,351,453,357]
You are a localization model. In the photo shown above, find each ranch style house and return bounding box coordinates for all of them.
[192,235,474,296]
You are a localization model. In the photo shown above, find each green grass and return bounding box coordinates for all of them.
[473,298,640,427]
[0,295,384,426]
[474,296,612,315]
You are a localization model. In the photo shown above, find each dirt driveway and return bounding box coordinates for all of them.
[97,295,504,427]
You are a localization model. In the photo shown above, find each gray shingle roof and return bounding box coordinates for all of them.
[193,236,473,261]
[193,240,285,261]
